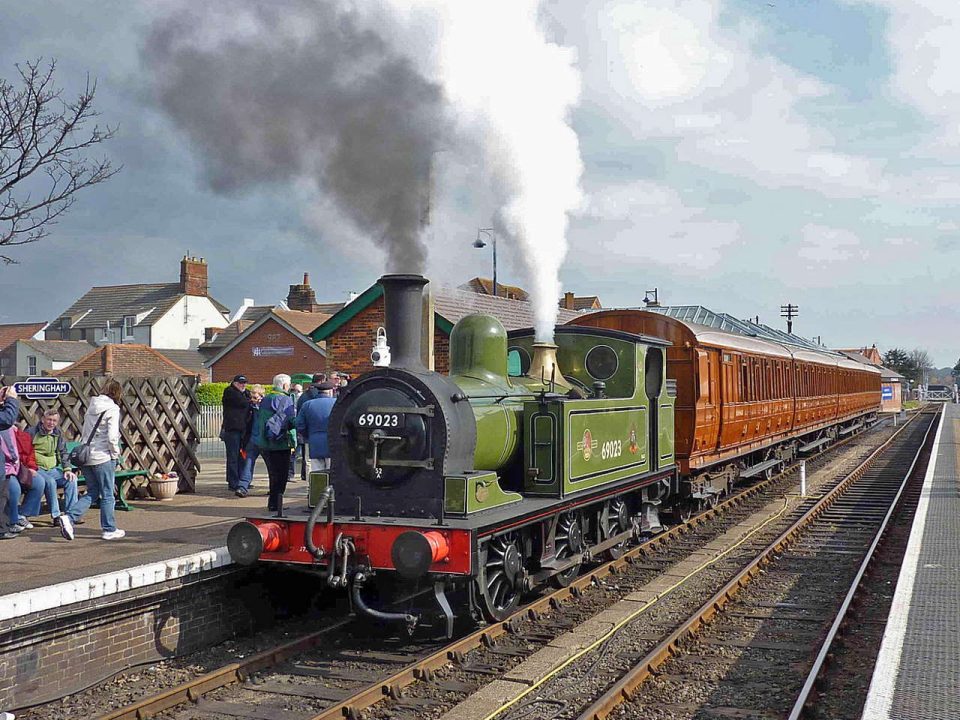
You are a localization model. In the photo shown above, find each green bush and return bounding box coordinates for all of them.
[197,382,229,406]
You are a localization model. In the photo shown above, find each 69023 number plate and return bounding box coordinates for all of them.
[357,412,403,428]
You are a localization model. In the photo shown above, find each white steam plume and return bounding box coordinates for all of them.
[403,1,585,342]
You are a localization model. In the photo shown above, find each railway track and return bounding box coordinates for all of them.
[573,405,939,720]
[79,415,909,720]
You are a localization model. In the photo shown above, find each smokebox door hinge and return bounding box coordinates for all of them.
[369,405,435,417]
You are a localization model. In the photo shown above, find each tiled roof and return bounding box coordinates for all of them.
[20,339,95,362]
[199,306,274,351]
[274,309,331,335]
[434,286,582,331]
[0,322,47,351]
[562,295,602,311]
[836,350,905,380]
[315,302,346,315]
[156,348,208,373]
[59,343,197,378]
[459,277,531,301]
[52,283,229,330]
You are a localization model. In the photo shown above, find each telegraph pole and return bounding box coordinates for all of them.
[780,303,799,334]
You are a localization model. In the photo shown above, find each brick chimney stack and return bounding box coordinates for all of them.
[563,291,575,310]
[180,256,208,296]
[287,272,321,312]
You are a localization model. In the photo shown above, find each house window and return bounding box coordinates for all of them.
[28,356,37,375]
[123,315,135,339]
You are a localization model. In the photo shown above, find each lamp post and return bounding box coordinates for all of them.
[473,228,498,297]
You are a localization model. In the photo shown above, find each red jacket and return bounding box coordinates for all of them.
[14,427,37,472]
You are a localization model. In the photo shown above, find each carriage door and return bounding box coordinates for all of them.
[645,348,664,471]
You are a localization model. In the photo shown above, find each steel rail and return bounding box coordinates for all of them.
[785,406,939,720]
[96,415,896,720]
[575,409,930,720]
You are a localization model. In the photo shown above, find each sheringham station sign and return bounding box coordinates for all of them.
[13,377,73,400]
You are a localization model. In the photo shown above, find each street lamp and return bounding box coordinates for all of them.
[473,227,498,297]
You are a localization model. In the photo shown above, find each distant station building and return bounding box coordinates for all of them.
[837,346,905,413]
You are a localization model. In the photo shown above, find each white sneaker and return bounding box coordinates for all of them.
[102,529,126,540]
[16,518,32,530]
[1,711,16,719]
[58,515,75,541]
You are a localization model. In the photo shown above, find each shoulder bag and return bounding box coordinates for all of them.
[68,411,107,468]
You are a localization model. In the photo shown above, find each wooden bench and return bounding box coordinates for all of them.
[64,441,151,512]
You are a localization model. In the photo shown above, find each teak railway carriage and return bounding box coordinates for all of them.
[229,275,678,633]
[227,277,881,634]
[570,310,881,502]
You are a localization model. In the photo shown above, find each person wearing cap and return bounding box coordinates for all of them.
[221,375,251,492]
[296,382,337,472]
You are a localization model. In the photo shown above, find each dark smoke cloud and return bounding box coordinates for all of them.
[143,0,447,272]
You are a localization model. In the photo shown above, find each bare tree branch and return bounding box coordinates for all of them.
[0,59,120,260]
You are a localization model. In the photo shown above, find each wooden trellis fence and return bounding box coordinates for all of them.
[0,375,201,491]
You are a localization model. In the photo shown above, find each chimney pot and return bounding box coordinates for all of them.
[303,272,310,285]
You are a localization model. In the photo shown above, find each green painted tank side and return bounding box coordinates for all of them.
[449,314,528,471]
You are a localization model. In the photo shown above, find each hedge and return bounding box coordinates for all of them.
[197,382,229,406]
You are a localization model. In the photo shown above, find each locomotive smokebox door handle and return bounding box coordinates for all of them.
[369,428,403,478]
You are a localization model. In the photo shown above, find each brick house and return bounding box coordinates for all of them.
[459,277,530,301]
[46,256,230,349]
[311,282,583,377]
[59,344,196,378]
[204,309,329,384]
[559,292,602,311]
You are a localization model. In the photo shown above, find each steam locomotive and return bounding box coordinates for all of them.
[229,274,678,632]
[227,274,881,634]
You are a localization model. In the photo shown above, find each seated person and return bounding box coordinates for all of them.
[24,411,77,540]
[2,426,43,534]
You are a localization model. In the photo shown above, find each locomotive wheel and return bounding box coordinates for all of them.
[478,532,523,621]
[552,512,584,588]
[602,498,630,560]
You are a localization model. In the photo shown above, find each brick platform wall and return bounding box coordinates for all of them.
[210,317,326,384]
[325,297,451,375]
[0,567,324,710]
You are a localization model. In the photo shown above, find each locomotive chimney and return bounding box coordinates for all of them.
[528,342,573,391]
[379,273,429,371]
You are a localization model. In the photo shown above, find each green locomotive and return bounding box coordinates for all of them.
[228,275,678,632]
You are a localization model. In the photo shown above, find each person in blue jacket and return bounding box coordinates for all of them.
[295,382,336,471]
[0,385,20,540]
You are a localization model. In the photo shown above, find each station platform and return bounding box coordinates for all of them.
[862,404,960,720]
[0,458,306,616]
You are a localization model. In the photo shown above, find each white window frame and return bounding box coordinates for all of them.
[123,315,135,339]
[27,356,37,375]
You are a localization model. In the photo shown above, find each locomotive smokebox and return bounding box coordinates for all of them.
[379,273,428,371]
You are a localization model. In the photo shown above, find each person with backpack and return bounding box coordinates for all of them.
[256,374,296,512]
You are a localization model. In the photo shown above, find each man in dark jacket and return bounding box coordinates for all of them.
[221,375,250,491]
[296,373,326,412]
[0,385,20,539]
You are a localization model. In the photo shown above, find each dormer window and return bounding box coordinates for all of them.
[60,317,70,331]
[123,315,135,338]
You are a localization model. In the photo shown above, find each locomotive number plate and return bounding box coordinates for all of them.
[357,412,402,428]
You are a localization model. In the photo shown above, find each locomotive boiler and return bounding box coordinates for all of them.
[228,274,678,633]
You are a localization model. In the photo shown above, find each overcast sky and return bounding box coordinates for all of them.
[2,0,959,366]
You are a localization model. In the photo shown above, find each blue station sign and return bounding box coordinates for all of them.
[13,377,73,400]
[881,386,894,400]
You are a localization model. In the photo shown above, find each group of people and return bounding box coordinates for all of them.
[220,371,344,510]
[0,379,128,542]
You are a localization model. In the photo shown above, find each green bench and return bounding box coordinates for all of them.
[63,441,151,512]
